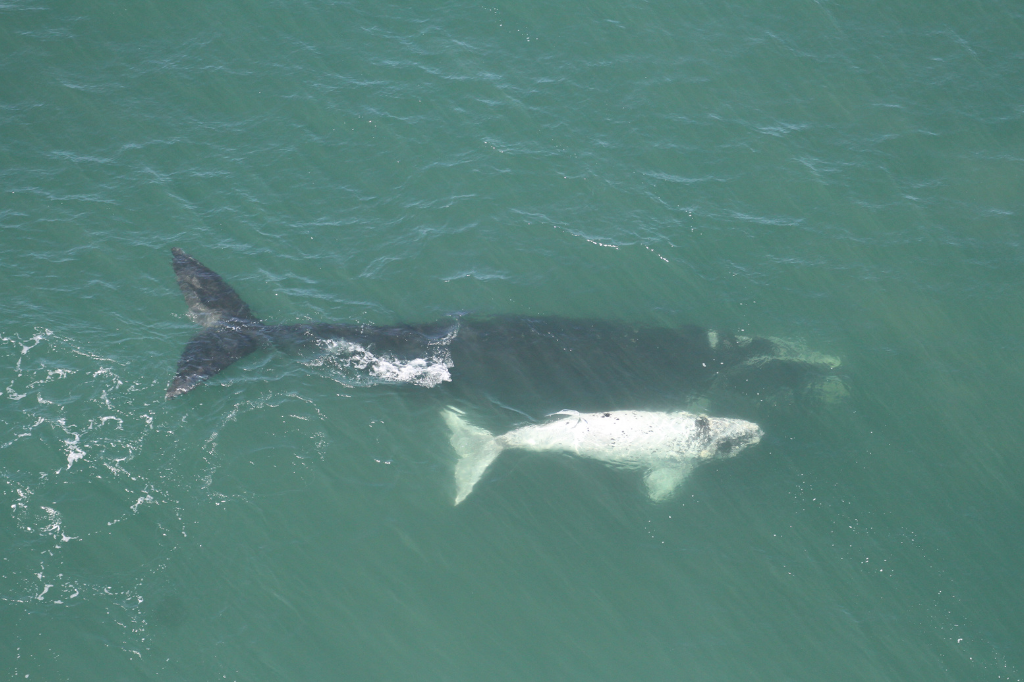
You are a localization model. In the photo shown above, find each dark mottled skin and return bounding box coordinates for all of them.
[166,249,263,398]
[171,248,257,326]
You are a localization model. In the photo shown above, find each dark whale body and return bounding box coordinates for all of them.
[167,249,839,414]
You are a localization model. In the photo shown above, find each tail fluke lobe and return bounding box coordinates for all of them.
[171,248,259,327]
[442,407,504,504]
[166,326,262,399]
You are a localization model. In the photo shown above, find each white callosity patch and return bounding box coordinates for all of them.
[443,408,762,504]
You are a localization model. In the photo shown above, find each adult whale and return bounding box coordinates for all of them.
[165,248,841,416]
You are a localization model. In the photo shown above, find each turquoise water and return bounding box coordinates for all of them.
[2,0,1022,679]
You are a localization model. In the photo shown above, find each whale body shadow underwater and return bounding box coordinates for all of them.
[165,248,846,501]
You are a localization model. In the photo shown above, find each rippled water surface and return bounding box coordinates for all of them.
[2,1,1022,680]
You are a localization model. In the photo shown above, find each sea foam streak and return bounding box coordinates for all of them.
[303,337,452,388]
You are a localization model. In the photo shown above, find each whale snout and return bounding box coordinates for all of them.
[714,425,763,458]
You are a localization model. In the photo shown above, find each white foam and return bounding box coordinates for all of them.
[304,337,453,388]
[63,430,86,468]
[368,355,451,387]
[130,494,155,513]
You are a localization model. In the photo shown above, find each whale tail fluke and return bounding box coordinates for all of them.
[167,248,263,399]
[442,407,504,505]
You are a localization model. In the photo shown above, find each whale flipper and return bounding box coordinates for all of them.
[643,463,694,501]
[171,248,258,327]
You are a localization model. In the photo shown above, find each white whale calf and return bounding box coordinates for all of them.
[442,408,763,504]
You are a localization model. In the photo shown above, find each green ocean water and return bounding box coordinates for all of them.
[2,0,1022,680]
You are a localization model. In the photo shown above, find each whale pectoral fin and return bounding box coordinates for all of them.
[166,326,261,399]
[643,462,694,502]
[172,248,258,327]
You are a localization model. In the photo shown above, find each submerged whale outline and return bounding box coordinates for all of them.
[166,248,841,408]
